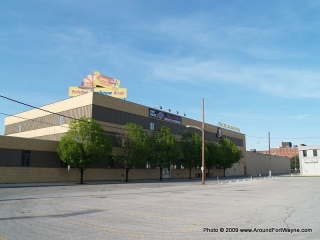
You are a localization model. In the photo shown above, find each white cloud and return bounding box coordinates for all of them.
[140,55,320,99]
[296,114,313,120]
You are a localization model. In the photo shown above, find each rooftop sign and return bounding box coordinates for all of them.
[218,122,240,132]
[68,71,127,98]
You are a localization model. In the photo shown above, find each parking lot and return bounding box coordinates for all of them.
[0,176,319,240]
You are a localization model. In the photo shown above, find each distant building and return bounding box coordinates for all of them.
[281,142,292,148]
[298,144,320,175]
[257,142,298,158]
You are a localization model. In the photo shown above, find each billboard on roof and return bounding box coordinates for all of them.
[68,71,127,98]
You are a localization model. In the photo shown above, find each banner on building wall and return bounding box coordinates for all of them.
[68,71,127,98]
[149,108,182,124]
[305,159,318,163]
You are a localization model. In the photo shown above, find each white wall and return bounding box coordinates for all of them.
[298,145,320,175]
[246,151,291,176]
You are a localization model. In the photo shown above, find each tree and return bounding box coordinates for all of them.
[205,141,222,177]
[290,154,300,170]
[117,123,151,182]
[57,117,112,184]
[181,132,202,179]
[218,138,241,177]
[151,126,181,181]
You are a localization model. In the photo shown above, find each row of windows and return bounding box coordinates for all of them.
[16,116,64,133]
[92,105,243,147]
[93,105,244,147]
[1,146,243,169]
[7,114,65,134]
[302,149,318,157]
[6,104,244,149]
[5,106,92,135]
[150,120,243,148]
[0,148,182,169]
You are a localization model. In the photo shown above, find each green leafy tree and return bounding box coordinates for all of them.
[151,126,181,180]
[218,138,241,177]
[205,141,221,177]
[57,117,112,184]
[290,154,300,170]
[181,132,202,179]
[117,123,151,182]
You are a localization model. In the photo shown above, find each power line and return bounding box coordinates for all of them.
[0,110,172,142]
[246,135,267,139]
[0,111,181,142]
[2,94,320,141]
[0,112,120,139]
[246,134,320,140]
[0,94,130,132]
[0,94,183,138]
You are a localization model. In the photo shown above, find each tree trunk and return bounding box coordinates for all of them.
[160,167,163,181]
[80,167,84,184]
[223,168,226,177]
[189,168,192,179]
[126,168,130,182]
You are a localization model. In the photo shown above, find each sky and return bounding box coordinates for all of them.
[1,0,320,151]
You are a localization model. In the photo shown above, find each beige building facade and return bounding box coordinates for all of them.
[1,92,247,183]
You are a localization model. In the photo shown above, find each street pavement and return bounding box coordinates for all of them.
[0,175,318,240]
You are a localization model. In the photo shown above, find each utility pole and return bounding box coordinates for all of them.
[269,132,271,177]
[186,98,205,185]
[202,98,205,185]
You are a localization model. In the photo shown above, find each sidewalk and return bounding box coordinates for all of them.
[0,175,283,188]
[0,180,127,188]
[0,181,74,188]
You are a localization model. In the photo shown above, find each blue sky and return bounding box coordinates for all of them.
[1,0,320,150]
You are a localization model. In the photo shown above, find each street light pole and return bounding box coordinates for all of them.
[202,98,205,185]
[185,98,205,185]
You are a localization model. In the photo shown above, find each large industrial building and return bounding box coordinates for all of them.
[1,92,246,183]
[0,92,290,183]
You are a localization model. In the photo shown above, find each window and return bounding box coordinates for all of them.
[313,150,318,157]
[59,115,64,125]
[21,150,31,167]
[303,150,307,157]
[150,121,155,131]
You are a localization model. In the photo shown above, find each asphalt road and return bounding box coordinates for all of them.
[0,176,318,240]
